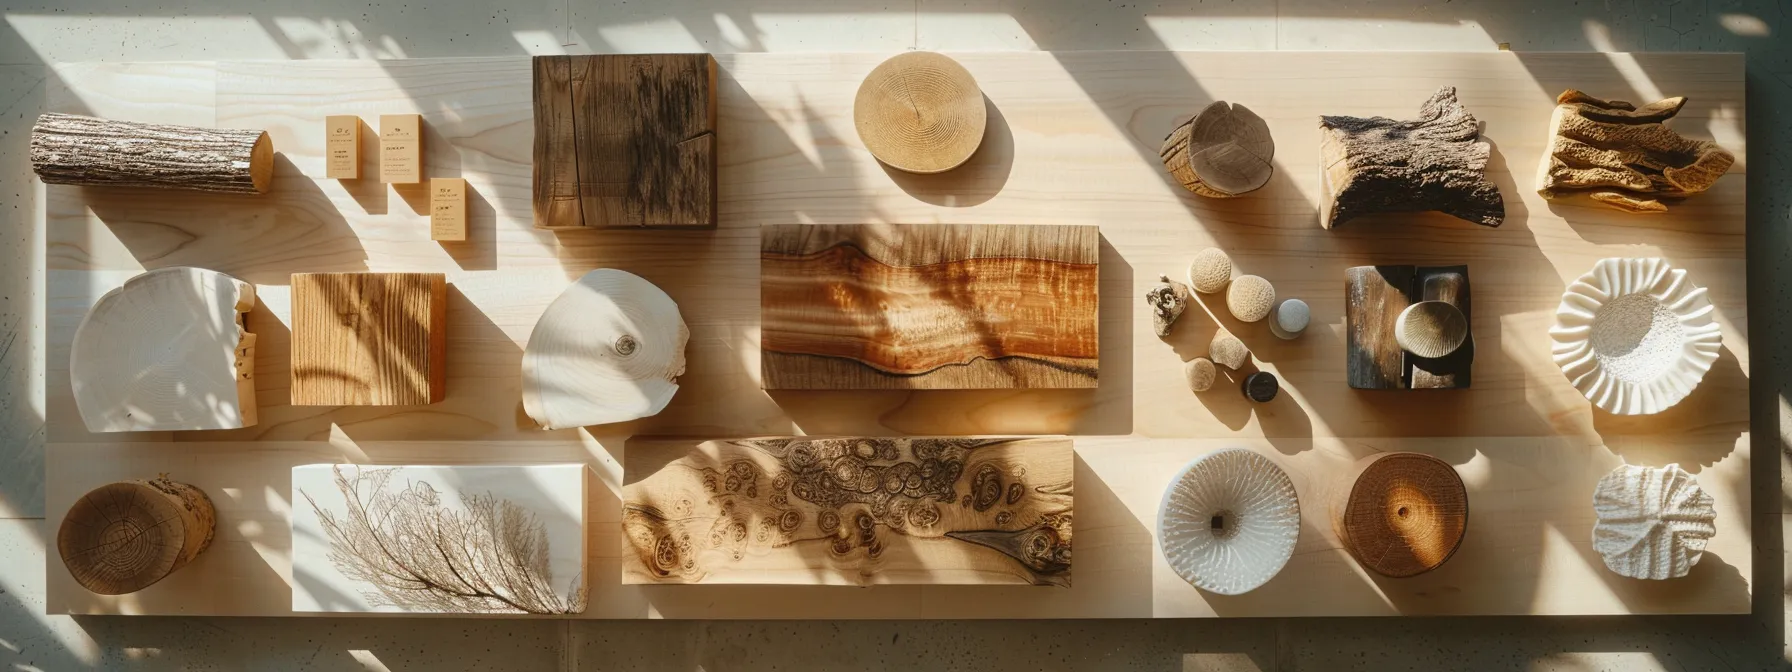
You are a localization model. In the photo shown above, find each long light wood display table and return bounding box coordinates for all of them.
[43,52,1750,617]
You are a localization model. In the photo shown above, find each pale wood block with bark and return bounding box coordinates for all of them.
[761,223,1100,389]
[1159,100,1274,198]
[532,54,717,230]
[30,112,272,193]
[291,463,589,614]
[622,436,1073,586]
[70,266,257,432]
[1535,89,1735,213]
[289,272,446,406]
[1319,87,1503,229]
[58,476,215,595]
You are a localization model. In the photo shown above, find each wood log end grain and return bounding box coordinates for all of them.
[1159,100,1275,198]
[854,51,987,175]
[58,477,216,595]
[1331,452,1467,578]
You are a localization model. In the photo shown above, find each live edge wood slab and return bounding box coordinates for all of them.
[41,52,1749,618]
[532,54,717,230]
[760,223,1099,390]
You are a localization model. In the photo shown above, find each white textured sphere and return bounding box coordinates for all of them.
[1157,449,1301,595]
[1551,258,1721,415]
[1187,248,1234,294]
[1592,463,1716,580]
[1226,275,1276,323]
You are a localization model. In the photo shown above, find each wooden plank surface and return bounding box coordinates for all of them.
[39,51,1750,617]
[289,272,446,406]
[44,435,1751,617]
[621,437,1073,586]
[531,54,717,230]
[760,223,1100,389]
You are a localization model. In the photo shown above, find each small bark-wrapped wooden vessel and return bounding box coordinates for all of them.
[30,112,273,194]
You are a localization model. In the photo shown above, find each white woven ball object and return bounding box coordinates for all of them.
[1592,463,1716,580]
[1158,449,1301,595]
[1550,258,1721,415]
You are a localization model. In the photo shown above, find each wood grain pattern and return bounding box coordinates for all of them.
[1332,452,1468,578]
[43,436,1752,617]
[761,223,1099,389]
[1346,265,1473,390]
[57,477,215,595]
[38,53,1751,617]
[532,54,717,230]
[289,272,446,406]
[31,112,272,193]
[622,436,1072,586]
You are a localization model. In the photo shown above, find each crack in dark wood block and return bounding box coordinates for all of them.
[532,54,717,230]
[1345,265,1472,390]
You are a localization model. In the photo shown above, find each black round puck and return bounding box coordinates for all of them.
[1242,371,1279,403]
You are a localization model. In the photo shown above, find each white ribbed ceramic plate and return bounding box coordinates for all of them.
[1157,449,1300,595]
[1550,258,1721,415]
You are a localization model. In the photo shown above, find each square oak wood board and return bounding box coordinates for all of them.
[41,51,1748,617]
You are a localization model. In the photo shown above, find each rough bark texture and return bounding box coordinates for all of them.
[1318,87,1503,229]
[1535,89,1735,213]
[30,112,272,194]
[58,477,216,595]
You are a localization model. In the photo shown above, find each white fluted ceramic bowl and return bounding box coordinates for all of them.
[1157,449,1300,595]
[1550,258,1721,415]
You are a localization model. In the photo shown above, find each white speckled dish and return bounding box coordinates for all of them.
[1550,258,1721,415]
[1157,449,1300,595]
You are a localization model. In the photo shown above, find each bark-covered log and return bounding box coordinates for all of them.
[1159,100,1274,198]
[1318,87,1503,229]
[1535,89,1734,213]
[58,476,216,595]
[30,112,273,194]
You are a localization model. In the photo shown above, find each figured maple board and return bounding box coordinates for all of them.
[289,272,446,406]
[45,436,1750,617]
[532,54,717,230]
[291,464,589,614]
[760,224,1100,389]
[40,52,1749,617]
[621,437,1073,586]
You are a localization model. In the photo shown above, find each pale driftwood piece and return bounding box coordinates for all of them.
[71,267,257,432]
[30,112,273,194]
[292,464,589,614]
[1187,247,1233,294]
[1226,275,1275,323]
[1147,274,1191,337]
[622,436,1073,586]
[1318,87,1503,229]
[1536,90,1734,213]
[1157,449,1300,595]
[522,269,689,429]
[58,476,215,595]
[854,52,987,174]
[1159,101,1275,197]
[1592,463,1716,580]
[1331,452,1467,578]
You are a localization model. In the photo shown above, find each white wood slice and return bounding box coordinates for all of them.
[1592,463,1717,580]
[69,266,256,432]
[291,463,589,614]
[522,269,688,430]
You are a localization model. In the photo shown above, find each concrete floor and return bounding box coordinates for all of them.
[2,1,1790,670]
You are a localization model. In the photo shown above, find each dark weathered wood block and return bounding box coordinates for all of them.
[1345,264,1472,390]
[532,54,717,230]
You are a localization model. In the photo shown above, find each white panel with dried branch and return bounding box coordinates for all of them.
[70,267,257,432]
[1592,463,1716,580]
[291,464,589,614]
[521,269,688,430]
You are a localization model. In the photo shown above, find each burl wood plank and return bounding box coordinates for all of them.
[289,272,446,406]
[1345,265,1472,390]
[622,436,1073,586]
[531,54,717,230]
[760,223,1100,390]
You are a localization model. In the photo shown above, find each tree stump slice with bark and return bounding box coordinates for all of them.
[1535,89,1735,214]
[57,476,216,595]
[30,113,273,194]
[1160,100,1275,198]
[1331,452,1467,578]
[1318,87,1503,229]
